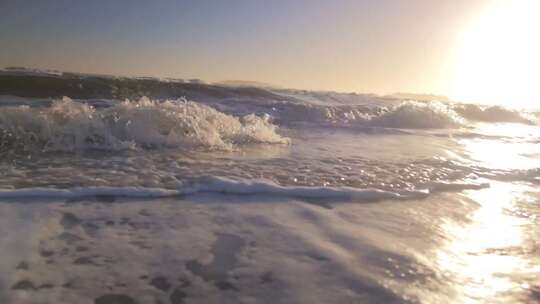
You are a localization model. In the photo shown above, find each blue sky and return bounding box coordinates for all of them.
[0,0,488,95]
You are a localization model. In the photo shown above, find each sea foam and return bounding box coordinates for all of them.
[0,176,428,201]
[0,176,496,200]
[370,101,464,129]
[0,97,289,151]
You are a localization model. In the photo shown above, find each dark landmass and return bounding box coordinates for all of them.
[0,70,289,102]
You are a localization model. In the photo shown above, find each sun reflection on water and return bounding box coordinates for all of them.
[437,185,529,301]
[459,124,540,171]
[435,126,540,302]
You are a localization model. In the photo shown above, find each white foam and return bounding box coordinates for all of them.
[0,176,430,201]
[455,104,537,125]
[0,97,289,151]
[370,101,464,129]
[266,100,468,129]
[423,180,490,192]
[190,176,430,200]
[0,186,181,199]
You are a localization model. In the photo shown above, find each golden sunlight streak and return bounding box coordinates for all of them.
[450,0,540,109]
[436,184,536,301]
[459,124,540,171]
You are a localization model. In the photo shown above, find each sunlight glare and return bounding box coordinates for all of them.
[450,0,540,109]
[460,124,540,171]
[436,184,533,301]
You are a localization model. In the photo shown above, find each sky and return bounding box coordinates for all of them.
[1,0,537,106]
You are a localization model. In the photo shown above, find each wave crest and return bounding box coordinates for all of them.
[455,104,536,124]
[0,97,289,152]
[273,101,464,129]
[370,102,464,129]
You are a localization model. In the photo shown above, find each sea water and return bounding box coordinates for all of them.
[0,88,539,303]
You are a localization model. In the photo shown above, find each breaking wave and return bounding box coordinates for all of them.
[0,97,289,152]
[1,68,538,131]
[369,102,464,129]
[1,95,537,156]
[454,104,537,125]
[278,101,465,129]
[274,101,538,129]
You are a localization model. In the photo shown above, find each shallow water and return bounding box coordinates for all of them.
[0,92,539,303]
[0,186,538,303]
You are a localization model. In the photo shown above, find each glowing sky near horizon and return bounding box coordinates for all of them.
[450,0,540,108]
[0,0,538,107]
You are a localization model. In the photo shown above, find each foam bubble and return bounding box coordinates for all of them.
[0,186,181,199]
[0,97,289,152]
[191,176,429,200]
[0,176,429,201]
[270,101,465,129]
[370,102,464,129]
[455,104,536,124]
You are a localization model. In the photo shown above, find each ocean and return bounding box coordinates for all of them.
[0,69,539,303]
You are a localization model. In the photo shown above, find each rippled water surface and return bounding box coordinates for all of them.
[0,93,539,303]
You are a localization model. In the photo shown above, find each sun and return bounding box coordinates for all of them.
[450,0,540,109]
